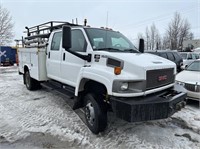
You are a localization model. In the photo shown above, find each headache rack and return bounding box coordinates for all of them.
[23,21,80,48]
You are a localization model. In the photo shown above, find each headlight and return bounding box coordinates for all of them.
[113,80,145,93]
[176,81,185,86]
[121,83,129,90]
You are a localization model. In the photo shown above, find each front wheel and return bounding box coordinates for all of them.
[84,93,107,134]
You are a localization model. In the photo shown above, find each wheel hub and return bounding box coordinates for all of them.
[85,102,95,126]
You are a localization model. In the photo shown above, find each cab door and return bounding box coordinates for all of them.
[60,29,88,87]
[46,31,62,80]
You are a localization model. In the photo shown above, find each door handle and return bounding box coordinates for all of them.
[63,53,65,61]
[48,52,50,59]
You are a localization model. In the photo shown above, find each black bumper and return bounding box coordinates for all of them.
[110,88,187,122]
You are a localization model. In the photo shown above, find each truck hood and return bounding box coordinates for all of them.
[92,51,176,81]
[99,52,176,70]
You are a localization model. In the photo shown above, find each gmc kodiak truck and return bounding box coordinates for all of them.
[18,21,186,134]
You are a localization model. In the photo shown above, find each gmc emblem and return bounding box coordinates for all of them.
[158,75,167,81]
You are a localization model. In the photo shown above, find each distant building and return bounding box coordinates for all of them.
[183,39,200,51]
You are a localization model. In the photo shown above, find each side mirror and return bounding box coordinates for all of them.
[181,65,187,70]
[139,38,144,53]
[62,26,71,50]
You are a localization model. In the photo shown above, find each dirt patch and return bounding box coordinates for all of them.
[175,133,199,143]
[0,132,80,149]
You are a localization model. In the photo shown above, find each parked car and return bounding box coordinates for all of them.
[176,60,200,104]
[145,50,183,72]
[179,52,199,68]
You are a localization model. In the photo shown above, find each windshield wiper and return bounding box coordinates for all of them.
[124,48,139,53]
[95,48,122,52]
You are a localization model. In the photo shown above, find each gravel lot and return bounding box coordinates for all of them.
[0,66,200,149]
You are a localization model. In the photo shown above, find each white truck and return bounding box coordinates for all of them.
[18,21,186,134]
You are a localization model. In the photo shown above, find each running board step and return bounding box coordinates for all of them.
[41,80,75,99]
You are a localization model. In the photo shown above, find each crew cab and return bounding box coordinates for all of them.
[18,21,186,134]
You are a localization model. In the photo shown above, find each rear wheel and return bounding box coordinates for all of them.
[84,93,107,134]
[24,70,40,90]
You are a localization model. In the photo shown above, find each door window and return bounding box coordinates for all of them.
[191,53,197,59]
[173,52,181,61]
[167,53,175,61]
[180,53,187,59]
[51,32,62,51]
[194,53,199,59]
[70,30,87,52]
[187,53,192,59]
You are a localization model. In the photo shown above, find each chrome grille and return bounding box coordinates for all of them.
[146,68,174,90]
[184,83,200,92]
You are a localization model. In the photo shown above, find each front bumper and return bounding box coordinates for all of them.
[110,88,187,122]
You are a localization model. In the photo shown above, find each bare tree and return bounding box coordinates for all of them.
[144,23,160,50]
[0,5,14,45]
[145,27,150,50]
[155,28,161,50]
[178,19,190,49]
[150,23,156,50]
[188,32,194,40]
[162,34,170,49]
[137,12,194,50]
[166,12,192,50]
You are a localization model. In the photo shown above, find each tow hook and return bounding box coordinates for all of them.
[181,101,186,108]
[175,101,186,111]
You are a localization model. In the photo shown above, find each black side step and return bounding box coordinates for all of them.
[41,80,75,106]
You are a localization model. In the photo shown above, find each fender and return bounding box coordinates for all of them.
[75,68,113,96]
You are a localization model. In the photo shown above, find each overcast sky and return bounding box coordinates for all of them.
[1,0,200,45]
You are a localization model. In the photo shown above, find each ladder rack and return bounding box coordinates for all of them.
[24,21,80,48]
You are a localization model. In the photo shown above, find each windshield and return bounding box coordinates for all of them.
[180,53,187,59]
[186,61,200,71]
[85,28,139,53]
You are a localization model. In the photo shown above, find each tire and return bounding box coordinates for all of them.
[24,70,40,90]
[84,93,107,134]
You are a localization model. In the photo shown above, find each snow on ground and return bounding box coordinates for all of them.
[0,66,200,149]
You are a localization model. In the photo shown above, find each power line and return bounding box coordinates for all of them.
[117,5,198,29]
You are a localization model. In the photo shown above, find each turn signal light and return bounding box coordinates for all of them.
[114,67,122,75]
